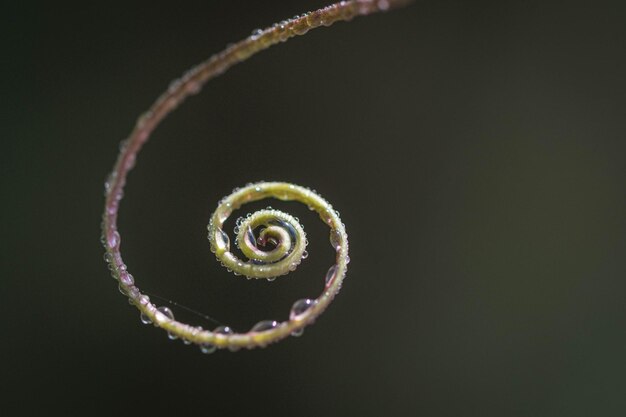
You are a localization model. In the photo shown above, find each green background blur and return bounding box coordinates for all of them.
[2,1,625,415]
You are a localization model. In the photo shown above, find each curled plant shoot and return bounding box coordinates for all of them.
[101,0,413,352]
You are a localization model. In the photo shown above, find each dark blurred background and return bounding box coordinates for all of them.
[2,0,625,415]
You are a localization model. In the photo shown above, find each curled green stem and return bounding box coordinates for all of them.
[102,0,413,351]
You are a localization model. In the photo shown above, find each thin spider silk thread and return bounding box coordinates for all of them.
[139,290,224,328]
[101,0,414,352]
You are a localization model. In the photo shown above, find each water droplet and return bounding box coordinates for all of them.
[183,339,192,345]
[330,229,342,250]
[137,111,152,128]
[293,24,309,35]
[325,265,338,285]
[213,326,239,353]
[345,255,350,264]
[107,230,120,249]
[251,28,263,38]
[168,79,182,92]
[140,313,152,325]
[106,202,118,215]
[377,0,390,11]
[217,229,230,248]
[127,286,140,299]
[168,332,178,340]
[138,295,150,306]
[200,344,216,354]
[301,251,309,259]
[119,272,134,286]
[291,328,304,337]
[290,299,317,320]
[213,326,234,335]
[267,277,276,282]
[251,320,278,333]
[155,306,174,323]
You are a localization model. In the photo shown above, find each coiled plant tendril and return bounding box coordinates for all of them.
[102,0,413,352]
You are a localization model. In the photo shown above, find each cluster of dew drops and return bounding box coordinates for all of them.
[103,244,321,353]
[99,0,380,351]
[102,207,347,354]
[103,175,349,353]
[102,224,334,353]
[244,0,395,44]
